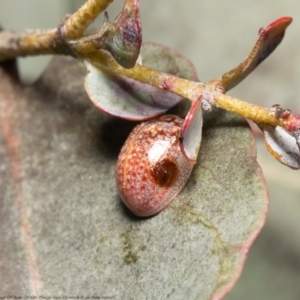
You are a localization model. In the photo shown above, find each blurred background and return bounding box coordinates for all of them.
[1,1,300,299]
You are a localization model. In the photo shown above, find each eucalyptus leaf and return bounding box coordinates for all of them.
[85,43,198,120]
[0,57,268,299]
[262,125,300,169]
[219,17,292,91]
[180,97,203,162]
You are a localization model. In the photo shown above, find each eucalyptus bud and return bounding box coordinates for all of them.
[106,0,142,69]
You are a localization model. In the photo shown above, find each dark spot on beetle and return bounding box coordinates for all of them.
[151,158,178,187]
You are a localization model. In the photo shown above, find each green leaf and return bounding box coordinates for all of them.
[0,57,268,299]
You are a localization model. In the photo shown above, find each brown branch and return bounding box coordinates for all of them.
[214,94,300,132]
[63,0,113,39]
[0,0,114,62]
[0,29,75,62]
[80,49,300,134]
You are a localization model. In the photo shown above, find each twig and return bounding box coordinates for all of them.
[0,29,75,61]
[81,49,300,133]
[63,0,113,39]
[0,0,114,62]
